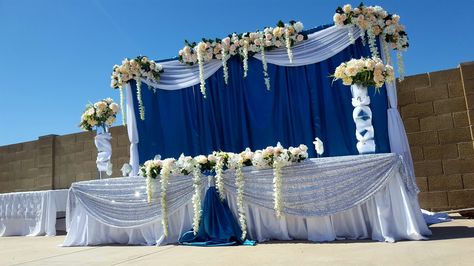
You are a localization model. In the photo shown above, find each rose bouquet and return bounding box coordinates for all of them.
[79,98,119,132]
[333,57,395,89]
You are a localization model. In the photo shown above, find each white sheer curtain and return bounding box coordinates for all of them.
[380,37,415,177]
[125,83,140,175]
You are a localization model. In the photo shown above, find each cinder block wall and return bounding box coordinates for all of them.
[0,126,130,193]
[398,61,474,211]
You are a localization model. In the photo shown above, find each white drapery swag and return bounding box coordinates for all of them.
[0,190,68,236]
[62,154,430,246]
[124,25,413,177]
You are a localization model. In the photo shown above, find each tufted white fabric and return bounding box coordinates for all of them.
[0,189,68,236]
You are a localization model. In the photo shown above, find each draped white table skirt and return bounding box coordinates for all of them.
[63,172,431,246]
[0,189,68,237]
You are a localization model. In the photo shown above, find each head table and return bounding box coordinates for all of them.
[63,153,431,246]
[0,189,68,236]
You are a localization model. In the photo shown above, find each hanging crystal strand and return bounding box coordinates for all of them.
[397,51,405,81]
[119,86,126,125]
[136,79,145,120]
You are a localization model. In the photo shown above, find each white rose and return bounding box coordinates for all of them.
[293,22,304,32]
[344,66,358,77]
[299,144,308,152]
[343,4,352,13]
[110,103,119,113]
[207,154,217,163]
[195,155,208,165]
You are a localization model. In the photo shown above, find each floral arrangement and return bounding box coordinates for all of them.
[139,142,312,238]
[333,3,408,80]
[79,98,119,131]
[110,56,164,121]
[333,57,395,89]
[178,20,307,96]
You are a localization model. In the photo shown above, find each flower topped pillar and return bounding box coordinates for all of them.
[332,57,395,154]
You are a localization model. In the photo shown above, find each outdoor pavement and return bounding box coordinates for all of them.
[0,215,473,266]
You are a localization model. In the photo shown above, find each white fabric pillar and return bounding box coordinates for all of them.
[125,83,140,176]
[380,37,415,177]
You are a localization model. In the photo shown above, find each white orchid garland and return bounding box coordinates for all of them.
[192,165,202,235]
[196,42,207,98]
[119,87,126,125]
[160,159,174,237]
[242,40,249,78]
[136,80,145,120]
[146,175,153,203]
[260,37,271,90]
[285,27,293,64]
[215,155,226,201]
[234,156,247,239]
[272,157,284,218]
[221,48,229,85]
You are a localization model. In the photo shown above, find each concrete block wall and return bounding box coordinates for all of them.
[0,126,130,193]
[398,61,474,211]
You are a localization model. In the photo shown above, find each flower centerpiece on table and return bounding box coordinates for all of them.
[333,3,408,80]
[110,56,164,121]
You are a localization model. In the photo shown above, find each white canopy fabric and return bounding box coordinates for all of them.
[125,25,413,178]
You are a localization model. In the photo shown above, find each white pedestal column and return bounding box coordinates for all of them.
[351,84,376,154]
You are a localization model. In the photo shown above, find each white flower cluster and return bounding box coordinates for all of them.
[178,20,305,96]
[252,142,309,169]
[139,142,309,237]
[110,56,164,121]
[333,57,395,88]
[110,56,164,89]
[333,4,408,79]
[79,98,119,131]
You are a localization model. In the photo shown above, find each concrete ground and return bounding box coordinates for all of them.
[0,215,473,266]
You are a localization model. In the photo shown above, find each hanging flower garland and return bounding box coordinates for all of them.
[192,155,209,235]
[110,56,164,121]
[178,20,306,96]
[213,152,229,201]
[333,4,409,80]
[159,158,175,237]
[139,159,163,203]
[259,36,271,90]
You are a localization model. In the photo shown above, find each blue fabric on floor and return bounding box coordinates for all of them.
[179,187,256,246]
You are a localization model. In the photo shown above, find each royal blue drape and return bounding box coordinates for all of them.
[131,38,390,162]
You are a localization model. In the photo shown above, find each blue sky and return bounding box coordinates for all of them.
[0,0,473,146]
